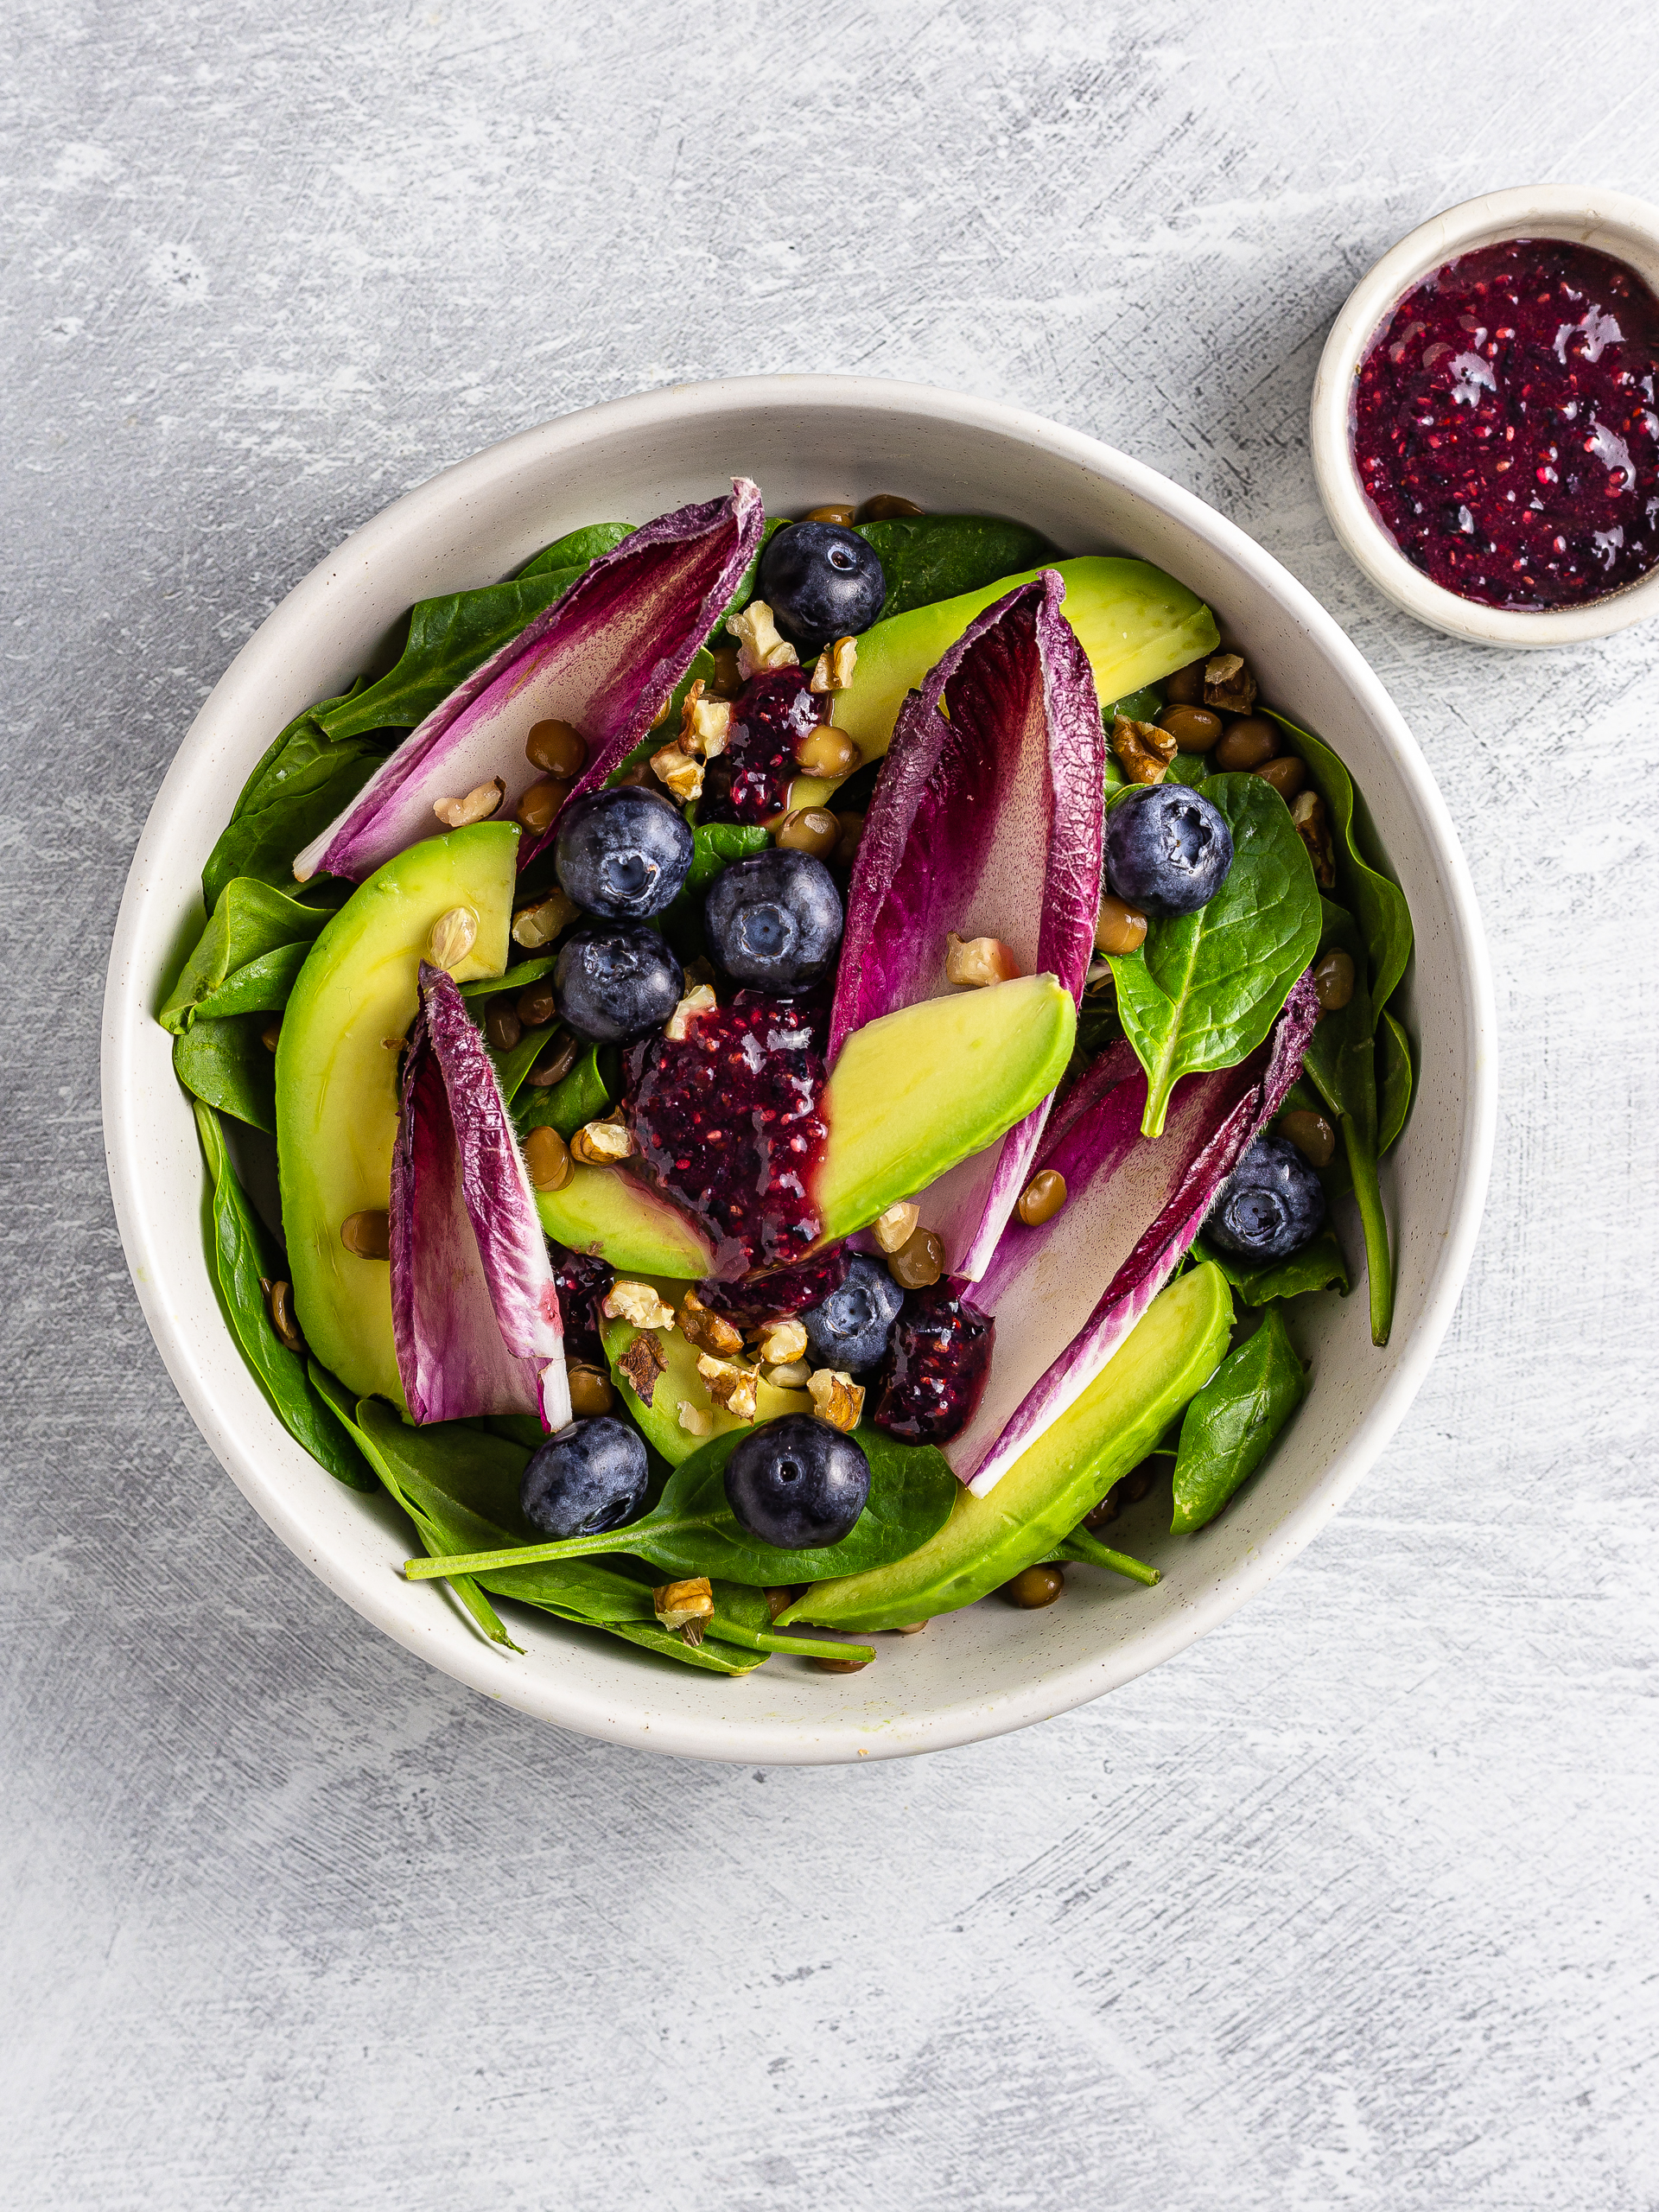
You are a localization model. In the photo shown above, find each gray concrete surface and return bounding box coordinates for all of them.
[6,3,1658,2205]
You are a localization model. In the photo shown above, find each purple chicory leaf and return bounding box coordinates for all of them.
[949,973,1319,1494]
[295,481,764,883]
[827,573,1103,1279]
[391,963,570,1430]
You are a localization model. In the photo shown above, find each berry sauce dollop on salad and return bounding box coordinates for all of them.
[626,992,830,1278]
[1352,238,1659,608]
[168,474,1419,1681]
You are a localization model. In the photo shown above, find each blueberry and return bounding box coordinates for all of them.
[520,1415,650,1539]
[757,522,887,652]
[800,1254,906,1373]
[555,921,683,1042]
[703,849,842,990]
[1105,785,1234,918]
[723,1414,870,1550]
[1205,1133,1326,1261]
[554,787,693,918]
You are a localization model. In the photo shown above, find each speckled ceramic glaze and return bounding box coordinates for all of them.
[102,377,1495,1763]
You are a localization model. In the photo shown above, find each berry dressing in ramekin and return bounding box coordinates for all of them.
[1352,238,1659,611]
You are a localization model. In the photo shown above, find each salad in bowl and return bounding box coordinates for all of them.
[156,473,1419,1681]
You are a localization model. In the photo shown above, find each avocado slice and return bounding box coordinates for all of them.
[792,556,1218,807]
[537,1166,716,1279]
[276,823,518,1405]
[817,975,1076,1242]
[779,1262,1232,1630]
[599,1292,810,1465]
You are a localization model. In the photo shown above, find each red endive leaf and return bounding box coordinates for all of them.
[950,974,1319,1494]
[296,480,764,882]
[391,963,569,1429]
[828,573,1103,1279]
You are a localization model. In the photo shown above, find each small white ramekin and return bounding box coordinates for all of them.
[1311,185,1659,648]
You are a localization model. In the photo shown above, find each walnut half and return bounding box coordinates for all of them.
[727,599,798,681]
[1205,652,1257,714]
[678,1288,745,1359]
[654,1577,714,1637]
[696,1355,760,1422]
[616,1331,668,1406]
[1111,714,1177,786]
[601,1280,677,1331]
[1292,790,1337,890]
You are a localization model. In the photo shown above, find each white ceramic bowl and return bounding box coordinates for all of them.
[1311,185,1659,647]
[103,376,1496,1764]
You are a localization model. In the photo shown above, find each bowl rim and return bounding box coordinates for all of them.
[102,373,1497,1761]
[1309,183,1659,648]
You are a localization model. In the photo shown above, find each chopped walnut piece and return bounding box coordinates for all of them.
[433,777,505,829]
[651,741,703,803]
[945,931,1022,988]
[757,1317,809,1365]
[1291,790,1338,889]
[696,1354,760,1421]
[807,1369,864,1433]
[654,1576,714,1631]
[512,888,579,950]
[765,1359,811,1389]
[809,635,859,693]
[678,1288,746,1359]
[570,1116,635,1166]
[601,1280,677,1332]
[664,983,718,1043]
[678,679,733,759]
[1110,713,1177,786]
[1204,652,1257,714]
[677,1402,714,1439]
[616,1332,668,1405]
[727,599,799,680]
[873,1201,920,1254]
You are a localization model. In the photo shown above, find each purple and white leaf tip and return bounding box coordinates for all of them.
[828,572,1103,1280]
[391,963,570,1432]
[295,480,765,883]
[950,973,1319,1495]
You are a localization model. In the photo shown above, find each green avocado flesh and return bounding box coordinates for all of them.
[536,1167,716,1278]
[792,556,1218,807]
[779,1262,1232,1631]
[600,1294,810,1465]
[276,824,518,1406]
[817,976,1076,1243]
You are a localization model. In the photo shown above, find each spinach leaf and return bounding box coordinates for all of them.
[853,514,1056,622]
[403,1423,958,1588]
[202,715,385,909]
[1377,1009,1414,1154]
[489,1022,556,1108]
[515,1043,614,1139]
[1196,1227,1350,1306]
[1170,1306,1306,1533]
[161,878,333,1034]
[458,955,557,1000]
[1301,900,1393,1344]
[686,820,771,888]
[353,1406,785,1672]
[316,567,587,743]
[1105,687,1163,722]
[192,940,315,1020]
[1267,712,1413,1015]
[174,1014,276,1132]
[1108,774,1322,1137]
[1165,752,1209,788]
[516,522,633,577]
[191,1102,375,1491]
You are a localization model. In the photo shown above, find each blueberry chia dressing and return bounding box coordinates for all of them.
[699,669,826,824]
[1352,238,1659,608]
[549,1243,614,1366]
[625,991,830,1278]
[696,1245,849,1325]
[874,1283,995,1445]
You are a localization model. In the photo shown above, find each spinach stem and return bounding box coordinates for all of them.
[1341,1112,1395,1347]
[712,1616,876,1664]
[1059,1528,1162,1585]
[404,1530,625,1579]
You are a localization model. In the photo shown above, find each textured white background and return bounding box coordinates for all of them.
[6,2,1659,2205]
